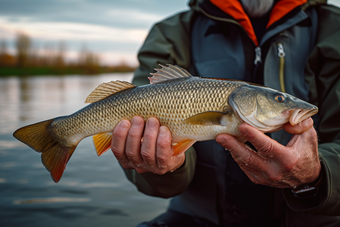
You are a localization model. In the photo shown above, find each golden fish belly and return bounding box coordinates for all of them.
[169,117,243,142]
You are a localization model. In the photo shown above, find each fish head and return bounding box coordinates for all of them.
[229,85,318,132]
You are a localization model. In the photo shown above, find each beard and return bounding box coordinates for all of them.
[240,0,275,18]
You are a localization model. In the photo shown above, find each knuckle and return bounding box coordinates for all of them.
[282,161,296,172]
[111,145,120,155]
[157,154,168,163]
[247,135,257,144]
[111,147,125,160]
[158,140,170,150]
[239,154,256,168]
[125,148,136,159]
[143,133,156,142]
[140,148,154,160]
[281,152,299,172]
[258,142,274,154]
[128,130,141,139]
[267,172,283,182]
[112,130,126,140]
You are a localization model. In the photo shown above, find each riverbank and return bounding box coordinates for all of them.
[0,66,136,76]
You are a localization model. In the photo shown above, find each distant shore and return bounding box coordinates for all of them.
[0,66,136,77]
[0,32,137,77]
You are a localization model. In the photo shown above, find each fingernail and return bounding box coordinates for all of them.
[216,136,226,145]
[132,117,142,126]
[159,126,167,136]
[119,120,128,129]
[239,127,248,136]
[147,118,157,129]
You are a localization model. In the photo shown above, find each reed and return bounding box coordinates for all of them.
[0,32,136,76]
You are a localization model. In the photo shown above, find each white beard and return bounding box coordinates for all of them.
[240,0,275,18]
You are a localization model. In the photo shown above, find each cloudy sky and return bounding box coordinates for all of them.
[1,0,340,66]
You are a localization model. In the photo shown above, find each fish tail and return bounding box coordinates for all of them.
[13,118,77,183]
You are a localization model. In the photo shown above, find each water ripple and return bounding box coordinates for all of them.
[0,140,24,149]
[13,197,91,205]
[0,178,7,183]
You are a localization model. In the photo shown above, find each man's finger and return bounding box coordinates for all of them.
[238,123,284,158]
[125,116,144,167]
[140,117,159,167]
[156,126,172,172]
[216,133,265,170]
[112,120,131,166]
[283,117,313,134]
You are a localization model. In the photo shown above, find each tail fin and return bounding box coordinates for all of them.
[13,118,77,183]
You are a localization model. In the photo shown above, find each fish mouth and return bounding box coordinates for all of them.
[289,108,318,125]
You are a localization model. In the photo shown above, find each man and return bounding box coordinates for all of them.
[111,0,340,226]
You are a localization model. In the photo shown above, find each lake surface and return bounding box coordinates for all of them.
[0,74,169,227]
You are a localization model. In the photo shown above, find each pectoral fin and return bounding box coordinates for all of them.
[93,133,112,156]
[172,140,196,156]
[184,111,233,125]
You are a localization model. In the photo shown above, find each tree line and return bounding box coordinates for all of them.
[0,32,136,75]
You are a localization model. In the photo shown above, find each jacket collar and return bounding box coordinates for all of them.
[209,0,307,46]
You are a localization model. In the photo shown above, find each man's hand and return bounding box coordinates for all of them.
[111,116,185,174]
[216,118,321,188]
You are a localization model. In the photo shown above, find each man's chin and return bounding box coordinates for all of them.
[239,0,274,18]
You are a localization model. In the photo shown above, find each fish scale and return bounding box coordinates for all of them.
[52,76,243,145]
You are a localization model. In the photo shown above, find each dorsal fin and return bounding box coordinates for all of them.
[85,81,136,103]
[148,64,192,84]
[202,77,263,87]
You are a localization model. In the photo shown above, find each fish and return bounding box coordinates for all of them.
[13,64,318,183]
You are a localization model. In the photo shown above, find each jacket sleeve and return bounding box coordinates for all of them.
[283,5,340,215]
[122,11,198,198]
[133,10,196,86]
[123,147,196,198]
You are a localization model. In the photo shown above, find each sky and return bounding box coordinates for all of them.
[0,0,189,66]
[1,0,340,66]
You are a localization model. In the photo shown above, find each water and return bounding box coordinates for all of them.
[0,74,169,227]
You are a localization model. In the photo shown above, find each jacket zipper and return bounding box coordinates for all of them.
[254,47,262,65]
[277,43,286,92]
[201,7,287,91]
[201,8,264,70]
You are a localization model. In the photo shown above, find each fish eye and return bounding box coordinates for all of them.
[275,94,285,103]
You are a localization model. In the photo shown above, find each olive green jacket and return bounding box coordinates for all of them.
[124,0,340,225]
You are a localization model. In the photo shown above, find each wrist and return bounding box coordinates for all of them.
[291,165,324,198]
